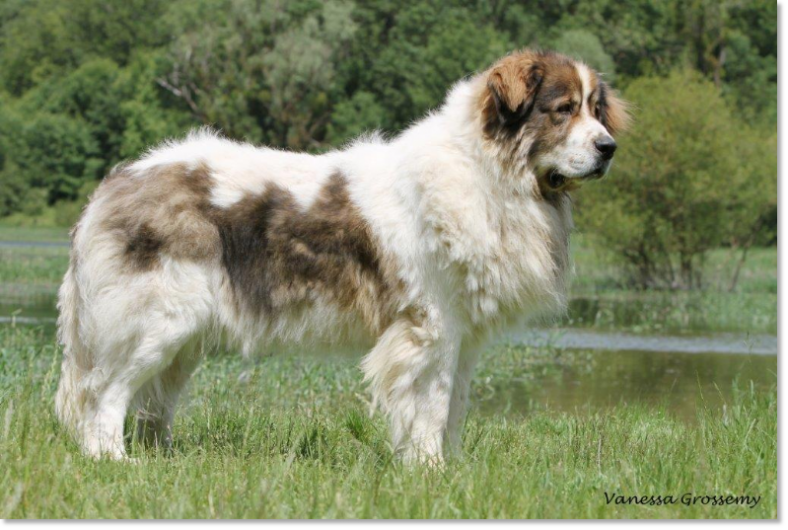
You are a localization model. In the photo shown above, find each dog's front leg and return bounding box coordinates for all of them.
[361,313,460,465]
[446,342,481,455]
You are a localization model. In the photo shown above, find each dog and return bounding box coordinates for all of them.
[55,49,629,462]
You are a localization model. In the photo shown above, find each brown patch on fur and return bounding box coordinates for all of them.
[527,62,583,148]
[99,163,219,272]
[482,50,583,139]
[483,51,544,134]
[95,162,399,330]
[214,172,398,332]
[586,71,600,102]
[124,222,164,271]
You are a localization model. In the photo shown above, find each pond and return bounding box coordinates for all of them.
[477,347,776,424]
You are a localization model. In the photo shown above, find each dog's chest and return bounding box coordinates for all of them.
[451,194,573,325]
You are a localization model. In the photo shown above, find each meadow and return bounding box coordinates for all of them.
[0,227,778,519]
[0,325,777,519]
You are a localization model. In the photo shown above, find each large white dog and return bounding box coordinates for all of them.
[56,49,629,462]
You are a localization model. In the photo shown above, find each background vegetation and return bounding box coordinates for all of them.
[0,0,777,291]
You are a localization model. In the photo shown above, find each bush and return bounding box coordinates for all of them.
[575,70,776,290]
[53,199,84,228]
[14,113,102,203]
[53,180,96,227]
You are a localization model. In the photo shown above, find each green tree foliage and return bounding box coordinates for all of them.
[0,0,777,282]
[551,30,616,81]
[0,0,169,95]
[12,112,102,203]
[576,71,776,290]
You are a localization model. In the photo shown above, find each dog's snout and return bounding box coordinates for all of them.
[594,137,617,160]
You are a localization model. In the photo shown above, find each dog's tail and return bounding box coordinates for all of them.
[55,229,91,439]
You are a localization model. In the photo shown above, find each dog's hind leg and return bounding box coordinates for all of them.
[133,338,204,450]
[361,312,461,465]
[80,317,201,460]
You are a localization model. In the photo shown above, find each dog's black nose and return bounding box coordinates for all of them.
[595,137,617,159]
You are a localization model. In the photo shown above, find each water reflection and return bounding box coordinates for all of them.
[0,300,58,327]
[510,328,777,355]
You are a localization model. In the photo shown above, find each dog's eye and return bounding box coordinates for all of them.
[594,102,602,118]
[556,103,573,114]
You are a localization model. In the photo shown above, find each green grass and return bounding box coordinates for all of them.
[560,290,776,335]
[0,326,777,519]
[571,237,777,296]
[0,246,69,309]
[0,246,69,284]
[565,236,777,334]
[0,225,70,243]
[0,227,71,305]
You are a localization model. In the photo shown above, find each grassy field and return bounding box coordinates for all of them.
[0,325,777,519]
[0,225,70,243]
[0,245,69,309]
[566,236,777,335]
[0,226,778,519]
[571,237,778,295]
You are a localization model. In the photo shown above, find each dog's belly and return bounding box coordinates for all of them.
[214,289,380,357]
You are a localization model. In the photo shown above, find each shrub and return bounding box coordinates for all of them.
[575,70,776,290]
[14,113,102,204]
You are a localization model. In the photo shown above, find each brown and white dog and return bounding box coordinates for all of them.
[56,50,628,462]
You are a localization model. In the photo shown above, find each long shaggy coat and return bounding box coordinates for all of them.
[55,49,629,462]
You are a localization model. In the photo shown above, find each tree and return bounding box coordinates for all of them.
[575,70,776,290]
[157,0,358,149]
[551,29,616,81]
[0,0,169,95]
[0,0,777,229]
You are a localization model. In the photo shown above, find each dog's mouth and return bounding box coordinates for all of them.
[545,167,606,191]
[547,170,568,190]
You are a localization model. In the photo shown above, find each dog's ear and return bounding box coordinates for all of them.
[486,55,544,127]
[599,84,631,137]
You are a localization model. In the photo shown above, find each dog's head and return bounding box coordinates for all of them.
[480,50,630,191]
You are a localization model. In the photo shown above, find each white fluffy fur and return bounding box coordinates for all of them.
[54,62,610,463]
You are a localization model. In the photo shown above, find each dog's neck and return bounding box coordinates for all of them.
[389,78,573,328]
